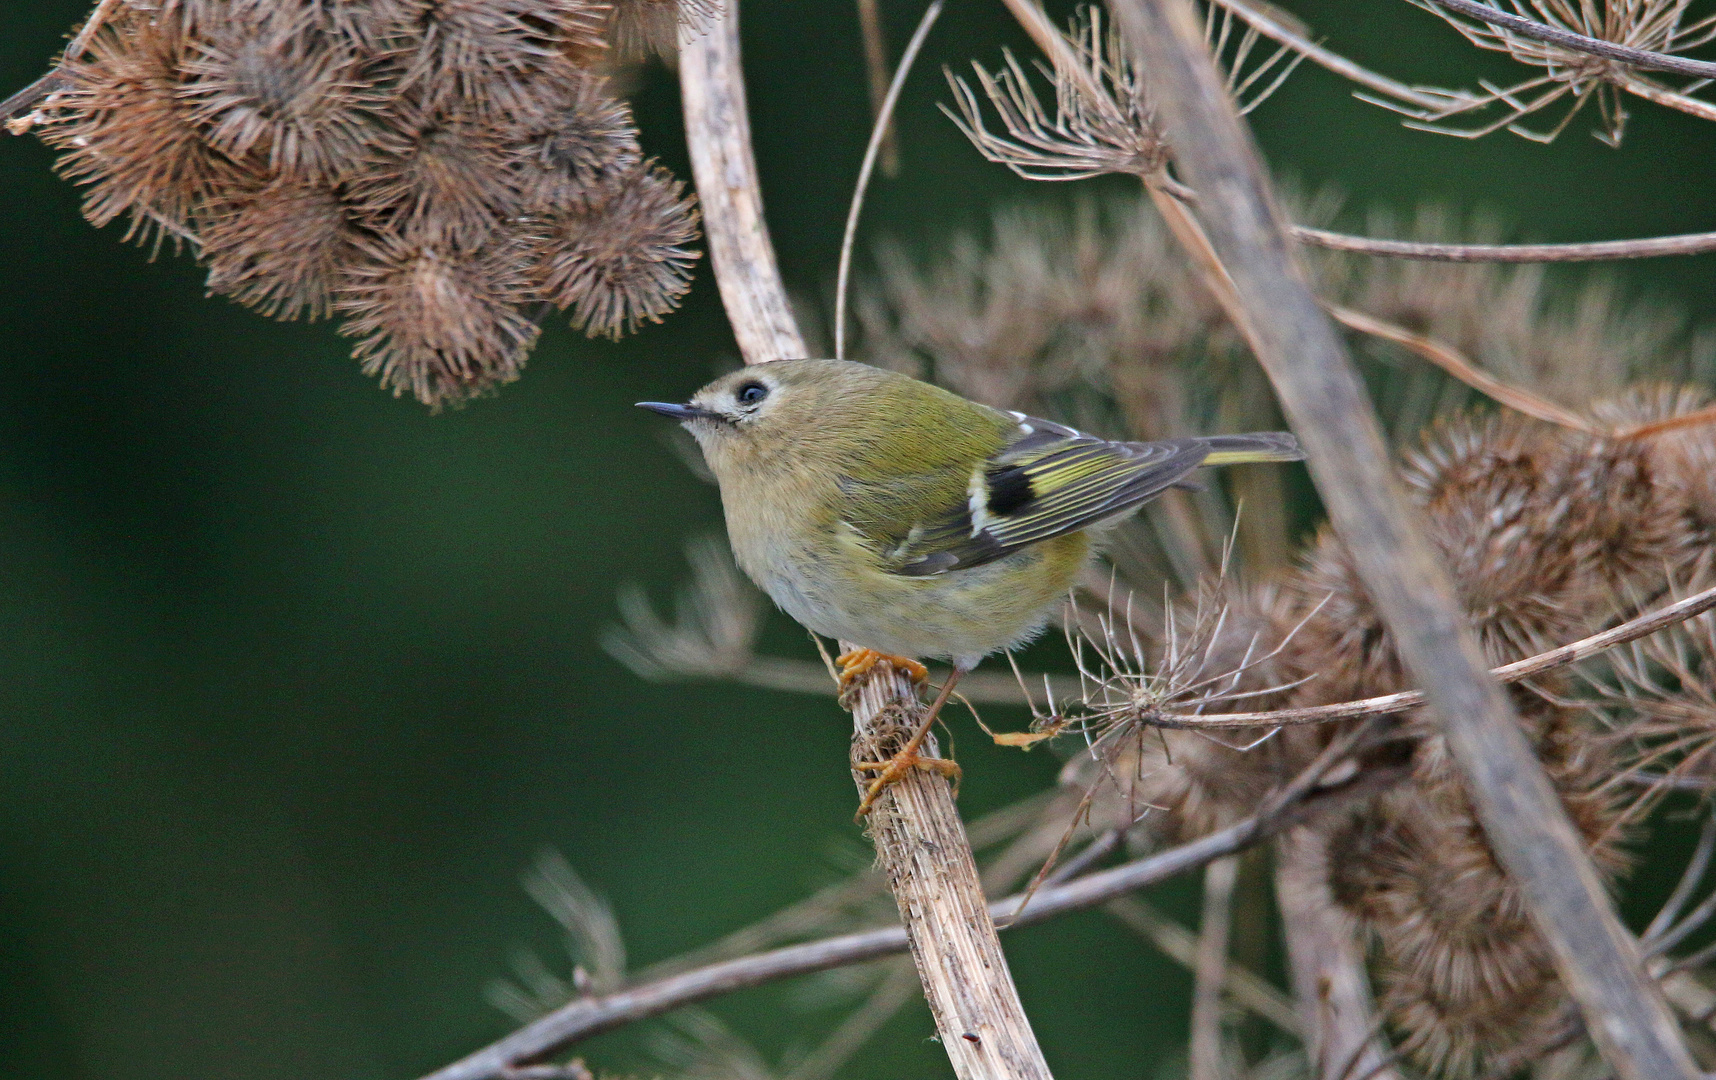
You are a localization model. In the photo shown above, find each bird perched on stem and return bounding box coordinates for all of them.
[639,359,1302,816]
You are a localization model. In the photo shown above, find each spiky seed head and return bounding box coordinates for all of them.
[509,72,641,210]
[349,96,520,247]
[336,231,541,409]
[407,0,609,116]
[41,9,238,246]
[200,173,359,321]
[529,163,700,340]
[179,5,380,180]
[604,0,719,63]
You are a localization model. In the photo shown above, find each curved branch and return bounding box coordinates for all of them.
[1424,0,1716,81]
[1292,224,1716,263]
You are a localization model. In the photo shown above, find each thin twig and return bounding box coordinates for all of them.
[1190,856,1240,1080]
[1105,896,1301,1035]
[855,0,900,178]
[1424,0,1716,80]
[1144,579,1716,730]
[835,0,943,360]
[1204,0,1477,113]
[1327,303,1602,435]
[1293,224,1716,263]
[414,756,1403,1080]
[1110,2,1699,1077]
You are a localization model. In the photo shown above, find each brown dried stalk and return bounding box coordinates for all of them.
[1293,224,1716,263]
[1106,2,1699,1079]
[680,7,1049,1080]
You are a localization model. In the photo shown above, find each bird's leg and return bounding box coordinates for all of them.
[836,647,929,693]
[853,666,967,819]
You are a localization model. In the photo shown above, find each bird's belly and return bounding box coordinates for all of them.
[748,532,1090,665]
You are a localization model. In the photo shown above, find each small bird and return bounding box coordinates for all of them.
[639,359,1302,815]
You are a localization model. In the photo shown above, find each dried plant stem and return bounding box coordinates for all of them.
[1293,224,1716,263]
[2,0,119,129]
[835,0,943,360]
[678,6,808,365]
[1190,856,1240,1080]
[682,9,1049,1080]
[413,755,1400,1080]
[855,0,900,178]
[1109,2,1699,1078]
[1425,0,1716,81]
[1327,303,1601,435]
[1275,829,1400,1080]
[1164,579,1716,730]
[1104,897,1301,1035]
[848,671,1054,1080]
[1204,0,1475,113]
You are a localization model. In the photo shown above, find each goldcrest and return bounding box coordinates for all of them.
[639,359,1302,676]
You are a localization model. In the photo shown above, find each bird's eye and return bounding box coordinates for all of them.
[736,382,769,406]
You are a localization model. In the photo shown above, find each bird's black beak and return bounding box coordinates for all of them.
[636,401,712,421]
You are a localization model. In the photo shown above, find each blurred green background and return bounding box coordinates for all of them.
[4,3,1716,1079]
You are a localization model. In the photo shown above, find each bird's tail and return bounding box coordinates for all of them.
[1196,432,1305,466]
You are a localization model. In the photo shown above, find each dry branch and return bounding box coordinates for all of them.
[681,7,1049,1079]
[1106,1,1700,1078]
[1293,224,1716,263]
[414,758,1398,1080]
[1425,0,1716,80]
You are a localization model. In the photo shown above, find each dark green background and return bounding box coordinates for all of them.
[4,3,1716,1078]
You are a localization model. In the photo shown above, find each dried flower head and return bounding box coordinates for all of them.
[200,172,360,321]
[529,163,701,340]
[178,6,382,180]
[349,99,519,246]
[407,0,609,115]
[605,0,720,63]
[1380,0,1716,144]
[509,72,642,210]
[337,231,541,408]
[41,10,236,246]
[948,8,1167,183]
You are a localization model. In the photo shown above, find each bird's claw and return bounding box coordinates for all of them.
[836,648,929,693]
[852,749,962,819]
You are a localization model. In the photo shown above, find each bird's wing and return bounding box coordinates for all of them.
[851,414,1216,577]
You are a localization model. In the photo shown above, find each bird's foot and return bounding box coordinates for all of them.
[836,648,929,693]
[852,749,962,819]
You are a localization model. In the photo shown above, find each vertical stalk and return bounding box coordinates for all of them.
[1106,2,1699,1078]
[680,8,1053,1077]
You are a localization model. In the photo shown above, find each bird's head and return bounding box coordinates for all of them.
[637,359,891,482]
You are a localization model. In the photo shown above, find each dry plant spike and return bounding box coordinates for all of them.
[1107,2,1699,1078]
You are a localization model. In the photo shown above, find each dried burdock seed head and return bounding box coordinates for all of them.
[604,0,719,64]
[529,163,701,340]
[200,172,359,322]
[336,231,541,408]
[1593,384,1716,548]
[509,72,642,210]
[350,98,519,247]
[179,5,380,180]
[408,0,609,116]
[41,10,235,247]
